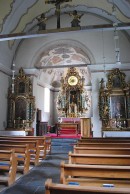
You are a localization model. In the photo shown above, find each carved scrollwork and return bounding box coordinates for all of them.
[107,68,127,90]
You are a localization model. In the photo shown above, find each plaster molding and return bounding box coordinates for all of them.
[0,63,12,76]
[23,68,40,77]
[88,63,130,72]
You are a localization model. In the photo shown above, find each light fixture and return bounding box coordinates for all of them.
[102,29,107,89]
[112,1,121,65]
[11,63,15,93]
[112,3,116,16]
[114,28,121,65]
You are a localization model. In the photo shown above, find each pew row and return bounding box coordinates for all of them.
[68,151,130,165]
[60,161,130,187]
[0,136,52,156]
[0,150,17,186]
[76,142,130,148]
[80,137,130,142]
[0,144,30,174]
[74,146,130,155]
[0,140,40,165]
[45,179,130,194]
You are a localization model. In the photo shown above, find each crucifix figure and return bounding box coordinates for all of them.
[45,0,72,29]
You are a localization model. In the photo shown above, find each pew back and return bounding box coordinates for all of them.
[0,139,40,165]
[69,151,130,165]
[0,135,52,157]
[60,161,130,187]
[76,142,130,148]
[45,179,130,194]
[80,137,130,142]
[74,146,130,155]
[0,144,30,174]
[0,150,17,185]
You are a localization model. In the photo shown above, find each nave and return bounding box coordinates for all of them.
[0,138,77,194]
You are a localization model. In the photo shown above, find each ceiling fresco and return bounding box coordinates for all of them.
[36,45,90,67]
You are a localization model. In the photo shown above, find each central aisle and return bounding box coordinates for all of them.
[0,138,78,194]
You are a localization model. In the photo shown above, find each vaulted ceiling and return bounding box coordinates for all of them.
[1,0,130,36]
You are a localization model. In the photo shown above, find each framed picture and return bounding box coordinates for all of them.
[15,98,27,120]
[110,95,126,118]
[112,75,121,88]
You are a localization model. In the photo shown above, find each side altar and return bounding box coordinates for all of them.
[6,68,36,135]
[99,68,130,137]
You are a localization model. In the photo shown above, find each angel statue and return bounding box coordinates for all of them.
[68,10,84,27]
[36,13,47,31]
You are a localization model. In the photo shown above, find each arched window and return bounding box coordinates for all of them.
[44,88,50,112]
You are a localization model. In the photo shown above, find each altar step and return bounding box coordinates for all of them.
[60,128,77,135]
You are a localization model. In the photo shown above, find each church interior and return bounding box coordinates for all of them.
[0,0,130,193]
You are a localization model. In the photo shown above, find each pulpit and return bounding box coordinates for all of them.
[80,118,91,137]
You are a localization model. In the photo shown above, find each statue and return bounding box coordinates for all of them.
[103,105,109,118]
[56,93,62,110]
[84,94,90,110]
[36,13,47,31]
[68,10,84,27]
[100,78,105,89]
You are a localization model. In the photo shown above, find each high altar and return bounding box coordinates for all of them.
[56,67,92,137]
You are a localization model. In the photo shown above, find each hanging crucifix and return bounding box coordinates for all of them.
[45,0,72,29]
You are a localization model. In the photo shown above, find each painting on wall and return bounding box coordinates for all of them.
[15,98,27,120]
[110,95,126,118]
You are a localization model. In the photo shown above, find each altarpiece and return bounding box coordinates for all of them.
[99,68,130,134]
[7,68,36,131]
[56,67,91,118]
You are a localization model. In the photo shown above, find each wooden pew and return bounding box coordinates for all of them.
[68,151,130,165]
[44,136,52,154]
[0,136,47,159]
[0,144,30,174]
[0,135,52,157]
[76,142,130,148]
[0,150,17,186]
[80,137,130,142]
[0,139,40,165]
[78,137,130,142]
[45,179,130,194]
[74,146,130,155]
[60,161,130,187]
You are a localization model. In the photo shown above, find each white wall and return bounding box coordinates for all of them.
[32,77,55,134]
[91,72,103,137]
[0,71,9,130]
